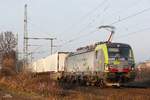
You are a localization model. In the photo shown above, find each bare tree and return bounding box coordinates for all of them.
[0,32,17,74]
[0,31,17,54]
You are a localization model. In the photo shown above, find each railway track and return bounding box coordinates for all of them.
[59,81,150,91]
[121,80,150,88]
[60,85,150,100]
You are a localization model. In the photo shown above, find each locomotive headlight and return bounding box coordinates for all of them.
[105,64,109,71]
[105,64,112,71]
[108,63,114,68]
[128,63,135,71]
[131,67,134,70]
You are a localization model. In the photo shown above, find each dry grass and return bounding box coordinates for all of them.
[0,72,82,99]
[0,66,150,99]
[0,72,60,96]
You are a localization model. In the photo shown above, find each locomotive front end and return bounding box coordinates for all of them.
[105,43,136,83]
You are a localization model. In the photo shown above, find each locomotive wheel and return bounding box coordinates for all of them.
[97,79,105,88]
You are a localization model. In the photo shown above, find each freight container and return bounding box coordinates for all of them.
[31,52,69,73]
[31,59,45,72]
[44,52,69,72]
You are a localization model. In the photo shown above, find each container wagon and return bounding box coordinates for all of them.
[30,52,69,80]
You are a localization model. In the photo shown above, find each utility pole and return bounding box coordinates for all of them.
[23,4,28,69]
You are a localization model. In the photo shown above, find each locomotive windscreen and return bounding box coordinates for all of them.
[107,44,133,60]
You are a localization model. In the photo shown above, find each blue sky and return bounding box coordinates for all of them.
[0,0,150,62]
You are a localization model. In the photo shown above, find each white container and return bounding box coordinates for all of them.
[31,52,69,73]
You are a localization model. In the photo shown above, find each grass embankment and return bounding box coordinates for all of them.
[0,70,150,100]
[0,72,57,98]
[0,72,82,99]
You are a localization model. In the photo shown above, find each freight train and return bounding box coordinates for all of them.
[31,42,136,87]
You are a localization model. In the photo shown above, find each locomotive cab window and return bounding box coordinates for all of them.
[108,46,133,60]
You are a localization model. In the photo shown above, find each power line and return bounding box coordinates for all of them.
[60,26,150,50]
[59,2,150,48]
[28,43,49,58]
[67,7,150,45]
[60,26,150,49]
[103,0,142,21]
[27,19,53,37]
[29,44,47,53]
[28,47,51,62]
[78,0,143,32]
[110,7,150,25]
[97,0,143,27]
[25,37,56,55]
[28,44,41,47]
[74,4,110,38]
[61,0,108,34]
[59,29,98,49]
[115,27,150,40]
[58,1,110,48]
[27,0,108,51]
